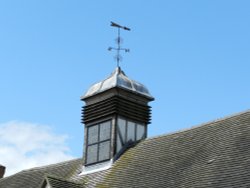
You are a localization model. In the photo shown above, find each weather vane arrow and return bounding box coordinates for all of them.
[111,21,131,31]
[108,21,131,67]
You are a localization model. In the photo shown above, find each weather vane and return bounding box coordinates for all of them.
[108,21,131,67]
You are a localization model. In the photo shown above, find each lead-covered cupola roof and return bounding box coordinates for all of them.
[82,67,154,100]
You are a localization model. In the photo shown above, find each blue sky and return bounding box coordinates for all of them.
[0,1,250,175]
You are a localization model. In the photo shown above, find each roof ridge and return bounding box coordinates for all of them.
[45,174,84,185]
[2,158,82,179]
[146,109,250,141]
[26,158,81,171]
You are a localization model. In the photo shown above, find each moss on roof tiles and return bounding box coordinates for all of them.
[1,110,250,188]
[94,110,250,187]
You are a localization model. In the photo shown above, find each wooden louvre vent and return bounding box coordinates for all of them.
[82,95,152,124]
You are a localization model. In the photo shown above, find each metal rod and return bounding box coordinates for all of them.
[117,28,120,67]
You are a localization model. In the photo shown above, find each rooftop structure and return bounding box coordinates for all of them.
[1,22,249,187]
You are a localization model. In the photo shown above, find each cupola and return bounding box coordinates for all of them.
[81,67,154,167]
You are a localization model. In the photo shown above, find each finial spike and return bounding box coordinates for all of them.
[108,21,130,67]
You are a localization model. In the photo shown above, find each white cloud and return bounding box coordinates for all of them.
[0,121,75,177]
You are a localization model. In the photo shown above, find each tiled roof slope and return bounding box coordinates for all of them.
[1,110,250,188]
[90,110,250,187]
[77,169,109,188]
[0,158,82,188]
